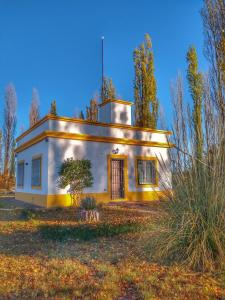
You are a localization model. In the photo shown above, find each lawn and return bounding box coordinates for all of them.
[0,202,224,299]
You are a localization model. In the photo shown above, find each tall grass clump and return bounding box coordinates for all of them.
[154,74,225,272]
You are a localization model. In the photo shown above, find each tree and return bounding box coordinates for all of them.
[133,33,158,128]
[0,130,3,175]
[186,46,204,161]
[58,158,93,206]
[29,88,40,127]
[3,83,17,177]
[101,77,116,102]
[50,100,57,116]
[201,0,225,120]
[79,110,85,120]
[86,98,98,121]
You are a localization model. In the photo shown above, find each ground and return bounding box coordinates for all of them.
[0,198,224,300]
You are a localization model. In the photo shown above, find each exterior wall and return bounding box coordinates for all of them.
[15,140,49,206]
[15,116,172,207]
[99,102,132,125]
[46,138,172,206]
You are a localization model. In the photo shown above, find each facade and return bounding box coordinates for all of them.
[15,99,173,207]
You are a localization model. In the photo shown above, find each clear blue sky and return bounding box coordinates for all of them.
[0,0,208,133]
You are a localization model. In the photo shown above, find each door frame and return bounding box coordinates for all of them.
[107,154,128,201]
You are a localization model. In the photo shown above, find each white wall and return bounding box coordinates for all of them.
[15,140,49,194]
[17,118,170,147]
[99,102,132,125]
[48,138,172,195]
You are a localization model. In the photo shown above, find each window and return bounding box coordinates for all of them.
[31,156,42,188]
[136,157,157,186]
[17,161,24,187]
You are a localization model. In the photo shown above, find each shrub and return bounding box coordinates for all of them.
[80,197,97,210]
[154,74,225,272]
[58,158,93,206]
[21,209,37,220]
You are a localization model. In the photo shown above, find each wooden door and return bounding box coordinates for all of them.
[111,159,125,199]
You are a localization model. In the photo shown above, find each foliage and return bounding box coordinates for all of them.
[80,197,97,210]
[155,71,225,272]
[101,76,117,102]
[50,100,57,116]
[79,110,85,120]
[133,33,158,128]
[29,88,40,127]
[58,158,93,206]
[201,0,225,120]
[86,98,98,121]
[20,209,37,220]
[186,46,203,161]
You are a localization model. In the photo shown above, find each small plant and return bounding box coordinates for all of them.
[80,197,97,210]
[58,158,93,206]
[21,209,36,220]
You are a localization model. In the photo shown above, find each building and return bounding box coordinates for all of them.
[15,99,173,207]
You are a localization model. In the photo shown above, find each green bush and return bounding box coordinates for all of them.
[80,197,97,210]
[21,209,37,220]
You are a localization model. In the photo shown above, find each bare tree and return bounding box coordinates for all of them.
[201,0,225,120]
[0,130,3,175]
[3,83,17,177]
[29,88,40,127]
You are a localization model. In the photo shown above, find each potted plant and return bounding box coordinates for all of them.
[79,197,99,222]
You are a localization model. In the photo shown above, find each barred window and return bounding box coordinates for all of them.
[137,159,157,185]
[31,156,42,187]
[17,161,24,187]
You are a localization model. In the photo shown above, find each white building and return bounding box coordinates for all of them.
[15,99,173,207]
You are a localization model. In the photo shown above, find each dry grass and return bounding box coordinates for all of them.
[0,205,224,299]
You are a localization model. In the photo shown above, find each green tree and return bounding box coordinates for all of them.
[50,100,57,116]
[86,98,98,121]
[186,46,203,161]
[58,158,93,206]
[133,33,158,128]
[101,77,116,102]
[79,110,85,120]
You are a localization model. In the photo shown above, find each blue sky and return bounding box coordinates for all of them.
[0,0,208,133]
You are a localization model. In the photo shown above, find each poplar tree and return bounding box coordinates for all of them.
[3,83,17,177]
[86,98,98,121]
[0,130,2,175]
[79,110,85,120]
[29,88,40,127]
[50,100,57,116]
[186,46,203,160]
[101,77,116,102]
[133,33,158,128]
[202,0,225,120]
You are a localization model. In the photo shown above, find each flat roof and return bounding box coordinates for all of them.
[16,114,172,143]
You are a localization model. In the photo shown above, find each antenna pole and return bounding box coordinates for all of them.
[101,36,104,100]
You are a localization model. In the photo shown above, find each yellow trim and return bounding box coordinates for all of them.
[135,156,159,188]
[31,155,42,190]
[98,99,133,107]
[15,190,172,207]
[17,160,25,188]
[107,154,128,201]
[15,131,174,153]
[16,115,172,142]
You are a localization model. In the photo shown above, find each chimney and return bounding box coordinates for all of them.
[98,99,133,125]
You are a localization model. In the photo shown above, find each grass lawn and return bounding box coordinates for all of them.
[0,203,224,299]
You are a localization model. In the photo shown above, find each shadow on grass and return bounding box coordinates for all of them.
[39,221,146,242]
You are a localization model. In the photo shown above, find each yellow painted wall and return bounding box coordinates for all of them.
[16,190,171,208]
